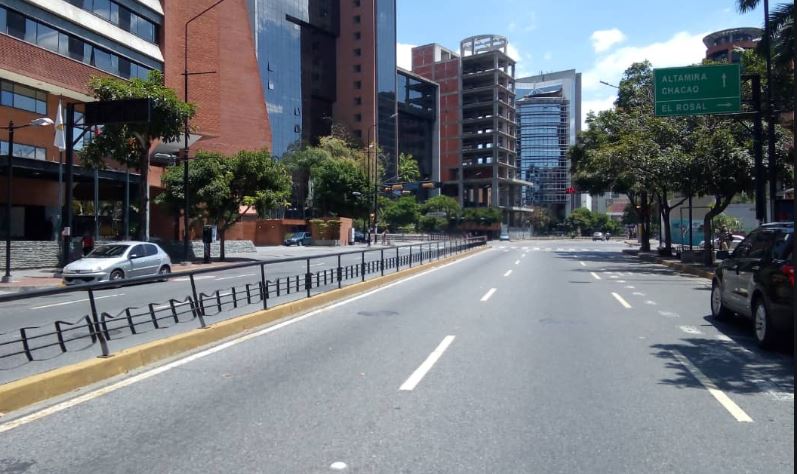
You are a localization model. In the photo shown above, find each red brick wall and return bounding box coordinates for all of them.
[412,45,461,182]
[335,0,377,142]
[162,0,272,155]
[0,34,109,97]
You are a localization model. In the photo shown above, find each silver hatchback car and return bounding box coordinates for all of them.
[62,241,172,285]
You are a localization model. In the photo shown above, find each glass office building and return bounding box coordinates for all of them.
[375,0,397,177]
[397,68,438,198]
[247,0,339,157]
[516,69,581,219]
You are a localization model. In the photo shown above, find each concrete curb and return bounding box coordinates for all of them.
[0,246,486,415]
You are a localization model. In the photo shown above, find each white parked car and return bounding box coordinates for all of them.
[62,242,172,285]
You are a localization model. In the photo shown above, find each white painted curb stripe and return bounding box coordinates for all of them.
[671,350,753,422]
[611,292,632,309]
[590,272,602,280]
[480,288,497,302]
[31,294,124,310]
[399,335,455,391]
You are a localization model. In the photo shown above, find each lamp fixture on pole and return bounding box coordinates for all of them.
[1,117,54,282]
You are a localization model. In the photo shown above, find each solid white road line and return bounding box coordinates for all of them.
[503,270,512,277]
[670,350,753,422]
[399,335,456,391]
[590,272,602,280]
[0,248,486,434]
[173,275,216,282]
[215,273,257,281]
[611,292,632,309]
[31,294,124,310]
[579,261,586,267]
[480,288,497,302]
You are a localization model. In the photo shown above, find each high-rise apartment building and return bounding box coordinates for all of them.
[412,35,531,225]
[516,69,581,219]
[703,27,762,63]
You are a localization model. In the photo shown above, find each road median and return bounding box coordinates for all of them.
[0,245,486,415]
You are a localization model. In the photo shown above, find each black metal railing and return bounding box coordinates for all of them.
[0,237,486,368]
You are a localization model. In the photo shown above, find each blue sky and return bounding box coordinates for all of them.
[397,0,774,125]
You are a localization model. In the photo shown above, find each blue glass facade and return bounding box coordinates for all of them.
[247,0,338,157]
[375,0,397,176]
[248,0,306,157]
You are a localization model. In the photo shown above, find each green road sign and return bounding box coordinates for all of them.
[654,64,740,116]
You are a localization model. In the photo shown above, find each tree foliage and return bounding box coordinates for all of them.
[398,153,421,182]
[80,71,195,240]
[158,149,291,260]
[383,196,420,231]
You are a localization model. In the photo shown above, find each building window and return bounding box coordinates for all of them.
[353,0,361,6]
[353,48,361,56]
[353,129,362,139]
[353,15,361,24]
[353,64,361,73]
[0,80,48,115]
[0,7,155,79]
[354,113,362,122]
[354,97,362,105]
[354,80,362,89]
[69,0,159,44]
[0,140,47,160]
[354,32,361,40]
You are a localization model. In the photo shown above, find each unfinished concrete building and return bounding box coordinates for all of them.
[459,35,531,225]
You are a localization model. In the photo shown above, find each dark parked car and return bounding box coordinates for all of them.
[283,231,312,246]
[710,222,793,348]
[353,230,366,243]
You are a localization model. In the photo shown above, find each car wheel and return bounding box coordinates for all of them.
[158,265,171,282]
[753,297,777,349]
[110,269,124,281]
[710,280,731,320]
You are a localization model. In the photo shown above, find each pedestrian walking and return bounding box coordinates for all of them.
[81,232,94,256]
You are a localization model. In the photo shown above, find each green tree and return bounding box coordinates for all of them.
[529,207,554,234]
[160,149,291,260]
[565,207,594,235]
[80,71,194,240]
[312,157,370,218]
[737,1,794,69]
[418,215,448,233]
[692,123,753,265]
[282,145,329,218]
[383,196,420,231]
[421,195,460,220]
[397,153,421,183]
[462,207,502,225]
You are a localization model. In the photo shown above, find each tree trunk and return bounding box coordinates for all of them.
[639,191,651,252]
[138,148,149,241]
[662,205,673,256]
[219,228,226,261]
[173,212,179,242]
[702,195,733,267]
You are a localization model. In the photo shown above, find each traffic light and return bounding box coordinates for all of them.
[565,186,576,194]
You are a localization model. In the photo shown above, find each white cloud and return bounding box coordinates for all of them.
[396,42,416,70]
[506,42,522,61]
[581,31,708,93]
[581,94,617,124]
[590,28,627,53]
[543,51,552,61]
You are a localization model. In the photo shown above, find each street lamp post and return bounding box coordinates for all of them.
[183,0,228,262]
[2,118,54,282]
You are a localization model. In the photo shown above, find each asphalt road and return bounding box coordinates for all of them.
[0,240,793,473]
[0,242,451,383]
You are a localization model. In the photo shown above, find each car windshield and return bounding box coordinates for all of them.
[290,232,305,239]
[87,245,130,258]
